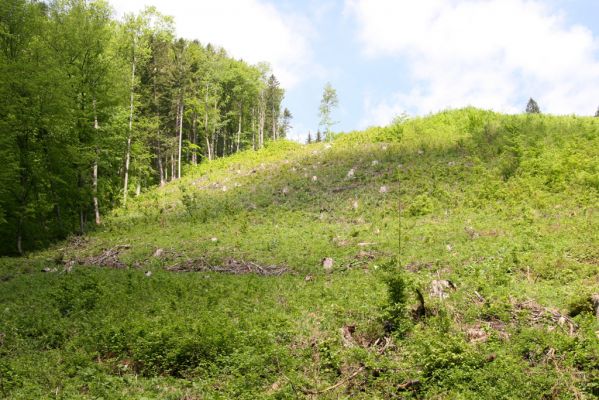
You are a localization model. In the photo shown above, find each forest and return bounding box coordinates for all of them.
[0,0,289,255]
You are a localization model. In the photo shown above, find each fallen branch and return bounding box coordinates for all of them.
[300,366,365,395]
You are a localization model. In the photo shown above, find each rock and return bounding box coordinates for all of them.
[222,185,228,192]
[417,149,424,155]
[304,275,313,282]
[322,257,334,272]
[352,200,359,210]
[324,144,332,149]
[281,186,289,195]
[371,160,379,166]
[379,186,388,193]
[381,145,388,151]
[430,279,456,299]
[211,237,218,242]
[144,271,152,277]
[446,244,453,252]
[347,168,355,178]
[152,248,164,258]
[312,175,318,181]
[41,267,58,273]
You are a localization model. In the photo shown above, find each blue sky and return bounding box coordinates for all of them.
[114,0,599,142]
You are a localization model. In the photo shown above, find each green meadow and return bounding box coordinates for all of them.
[1,108,598,399]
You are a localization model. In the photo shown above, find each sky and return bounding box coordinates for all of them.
[112,0,599,142]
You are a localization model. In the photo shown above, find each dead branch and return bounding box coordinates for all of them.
[300,366,365,395]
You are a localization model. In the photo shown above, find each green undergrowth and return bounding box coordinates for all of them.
[1,108,598,398]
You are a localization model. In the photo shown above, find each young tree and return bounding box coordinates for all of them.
[595,106,599,117]
[526,98,540,114]
[318,82,338,141]
[279,108,292,138]
[265,74,284,140]
[316,130,322,143]
[307,131,312,144]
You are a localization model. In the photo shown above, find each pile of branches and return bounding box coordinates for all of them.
[513,299,578,335]
[76,245,130,269]
[167,257,289,276]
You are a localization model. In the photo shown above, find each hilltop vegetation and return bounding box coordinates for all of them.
[1,108,598,399]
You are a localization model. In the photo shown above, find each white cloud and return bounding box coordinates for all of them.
[346,0,599,126]
[112,0,315,88]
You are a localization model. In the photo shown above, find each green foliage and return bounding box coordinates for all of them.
[526,97,541,114]
[381,260,411,335]
[319,82,339,141]
[0,0,287,255]
[0,108,598,398]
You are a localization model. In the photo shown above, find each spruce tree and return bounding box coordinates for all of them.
[316,130,322,143]
[307,132,312,144]
[526,98,540,114]
[595,106,599,117]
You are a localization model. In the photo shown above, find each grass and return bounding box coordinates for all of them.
[1,108,598,398]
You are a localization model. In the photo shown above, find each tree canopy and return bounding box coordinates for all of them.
[0,0,287,255]
[526,98,541,114]
[318,83,338,141]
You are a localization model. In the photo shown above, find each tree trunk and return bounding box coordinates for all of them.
[191,111,197,165]
[236,103,242,152]
[204,88,212,161]
[153,63,164,187]
[177,101,183,179]
[158,156,165,187]
[79,206,85,235]
[171,153,175,180]
[272,104,277,140]
[251,107,256,150]
[92,98,101,225]
[258,92,265,149]
[16,216,23,255]
[123,44,136,206]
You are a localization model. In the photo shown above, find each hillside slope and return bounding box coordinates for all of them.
[1,109,598,399]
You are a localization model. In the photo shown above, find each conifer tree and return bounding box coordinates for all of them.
[316,130,322,143]
[526,98,540,114]
[307,132,312,144]
[595,106,599,117]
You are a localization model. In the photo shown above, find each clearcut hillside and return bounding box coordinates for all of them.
[1,108,598,399]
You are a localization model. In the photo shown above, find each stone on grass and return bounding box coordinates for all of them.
[379,186,388,193]
[152,248,164,258]
[322,257,334,272]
